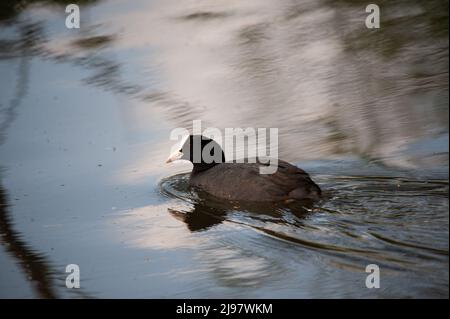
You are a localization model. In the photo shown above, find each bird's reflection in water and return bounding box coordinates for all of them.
[167,189,315,232]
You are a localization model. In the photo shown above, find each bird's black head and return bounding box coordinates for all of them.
[166,135,225,172]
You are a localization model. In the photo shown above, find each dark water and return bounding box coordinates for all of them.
[0,0,448,298]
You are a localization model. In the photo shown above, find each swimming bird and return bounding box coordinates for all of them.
[166,135,321,202]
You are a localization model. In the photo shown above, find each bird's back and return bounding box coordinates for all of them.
[189,159,321,202]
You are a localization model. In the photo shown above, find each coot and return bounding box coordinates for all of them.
[166,135,321,202]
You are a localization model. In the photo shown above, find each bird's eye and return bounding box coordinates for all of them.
[179,149,182,152]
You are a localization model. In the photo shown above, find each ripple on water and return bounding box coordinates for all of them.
[159,173,449,277]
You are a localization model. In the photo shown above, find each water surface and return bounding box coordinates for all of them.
[0,0,448,298]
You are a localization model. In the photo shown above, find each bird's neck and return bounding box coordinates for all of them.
[191,152,225,174]
[192,162,220,174]
[190,149,226,174]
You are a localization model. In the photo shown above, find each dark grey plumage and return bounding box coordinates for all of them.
[168,135,321,202]
[189,159,321,202]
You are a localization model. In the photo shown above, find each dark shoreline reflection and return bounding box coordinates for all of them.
[0,14,58,298]
[0,184,57,298]
[0,0,99,23]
